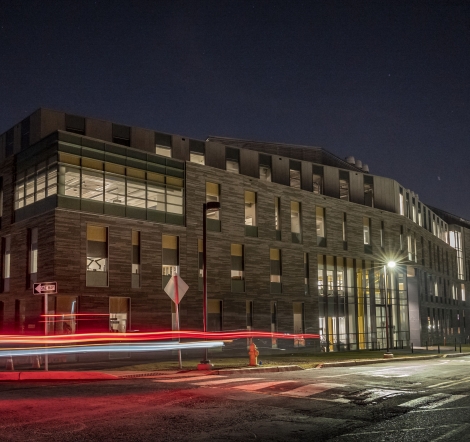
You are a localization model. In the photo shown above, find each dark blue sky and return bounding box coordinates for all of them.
[1,1,469,219]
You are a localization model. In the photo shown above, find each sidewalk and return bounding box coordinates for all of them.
[2,347,469,380]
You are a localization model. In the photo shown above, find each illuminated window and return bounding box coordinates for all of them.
[28,228,38,287]
[132,231,140,288]
[304,253,309,295]
[2,235,11,292]
[316,206,326,246]
[313,165,323,195]
[343,213,347,250]
[231,244,245,293]
[339,171,349,201]
[289,160,301,188]
[364,175,374,207]
[109,297,130,333]
[274,197,281,240]
[189,140,205,164]
[259,154,272,181]
[291,201,301,243]
[462,284,466,302]
[363,217,372,253]
[226,147,239,173]
[270,248,282,293]
[399,187,404,215]
[162,235,179,289]
[86,225,108,287]
[245,191,257,226]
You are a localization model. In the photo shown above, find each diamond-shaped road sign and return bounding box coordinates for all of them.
[33,282,58,295]
[164,275,189,305]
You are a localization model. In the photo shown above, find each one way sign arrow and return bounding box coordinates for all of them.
[33,282,58,295]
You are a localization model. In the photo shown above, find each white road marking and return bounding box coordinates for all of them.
[233,380,294,391]
[429,376,470,389]
[399,393,448,408]
[192,377,259,386]
[422,395,466,409]
[279,383,344,398]
[432,423,470,441]
[352,388,408,403]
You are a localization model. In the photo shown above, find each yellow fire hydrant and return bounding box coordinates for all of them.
[248,342,259,366]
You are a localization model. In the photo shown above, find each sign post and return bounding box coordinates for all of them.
[164,274,189,369]
[34,282,58,372]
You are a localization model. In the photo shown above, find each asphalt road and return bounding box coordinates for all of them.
[2,356,470,441]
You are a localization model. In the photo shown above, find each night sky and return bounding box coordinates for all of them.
[1,1,469,219]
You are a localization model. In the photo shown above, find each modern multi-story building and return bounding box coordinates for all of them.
[0,108,468,352]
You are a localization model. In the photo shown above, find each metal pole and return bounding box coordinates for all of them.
[411,342,414,353]
[174,274,182,369]
[384,265,390,354]
[44,293,48,372]
[202,203,209,364]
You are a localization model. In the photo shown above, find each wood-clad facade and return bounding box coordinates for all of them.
[0,108,469,352]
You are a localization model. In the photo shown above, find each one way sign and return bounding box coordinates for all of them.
[33,282,58,295]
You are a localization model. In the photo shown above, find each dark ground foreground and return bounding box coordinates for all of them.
[1,356,470,441]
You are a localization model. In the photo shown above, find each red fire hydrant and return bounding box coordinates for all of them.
[248,342,259,366]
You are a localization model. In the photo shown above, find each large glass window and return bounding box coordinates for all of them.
[82,169,104,201]
[155,145,172,157]
[147,182,165,211]
[105,174,126,205]
[127,180,146,208]
[86,225,108,287]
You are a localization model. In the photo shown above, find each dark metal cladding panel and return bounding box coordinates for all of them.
[350,171,364,205]
[171,135,190,162]
[240,149,259,178]
[301,161,313,192]
[373,176,395,212]
[130,127,155,154]
[40,109,66,140]
[29,109,42,147]
[272,156,290,186]
[205,141,225,170]
[86,118,112,142]
[323,166,339,199]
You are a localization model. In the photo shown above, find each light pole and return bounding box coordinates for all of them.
[383,261,396,358]
[199,201,220,368]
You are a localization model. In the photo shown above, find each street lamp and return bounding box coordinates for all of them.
[198,201,220,369]
[383,260,396,358]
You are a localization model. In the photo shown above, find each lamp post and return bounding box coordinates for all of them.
[383,261,396,358]
[199,201,220,368]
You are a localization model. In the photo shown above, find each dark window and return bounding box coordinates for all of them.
[189,139,205,154]
[339,170,350,201]
[289,160,301,188]
[312,165,323,194]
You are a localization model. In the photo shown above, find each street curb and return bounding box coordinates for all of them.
[0,371,120,381]
[212,365,303,375]
[316,352,470,368]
